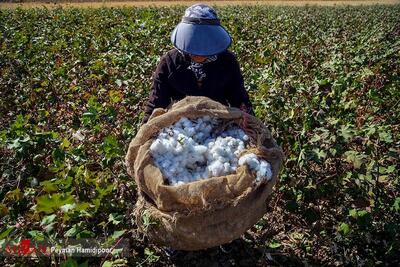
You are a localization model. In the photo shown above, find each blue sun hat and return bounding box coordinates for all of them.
[171,4,232,56]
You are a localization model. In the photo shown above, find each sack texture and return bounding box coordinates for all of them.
[126,96,284,250]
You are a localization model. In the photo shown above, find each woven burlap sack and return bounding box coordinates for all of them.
[134,146,283,251]
[125,96,284,250]
[126,96,282,212]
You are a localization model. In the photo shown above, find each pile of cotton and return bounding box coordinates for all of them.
[150,116,273,186]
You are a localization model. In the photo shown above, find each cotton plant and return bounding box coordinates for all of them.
[150,116,273,186]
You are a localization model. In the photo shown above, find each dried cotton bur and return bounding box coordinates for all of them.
[150,116,273,186]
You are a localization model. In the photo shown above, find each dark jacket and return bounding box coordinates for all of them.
[143,48,254,123]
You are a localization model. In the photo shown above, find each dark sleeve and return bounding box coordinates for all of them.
[226,54,255,116]
[142,55,173,124]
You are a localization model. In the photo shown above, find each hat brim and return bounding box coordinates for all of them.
[171,22,232,56]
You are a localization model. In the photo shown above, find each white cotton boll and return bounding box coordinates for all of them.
[195,154,206,164]
[239,153,258,169]
[259,160,273,180]
[150,116,262,185]
[218,156,227,163]
[214,146,225,156]
[150,139,163,153]
[180,117,189,125]
[170,168,177,176]
[248,157,260,170]
[193,145,207,154]
[238,155,247,166]
[174,144,184,154]
[195,132,204,141]
[186,154,197,165]
[187,137,195,145]
[183,127,194,137]
[172,129,180,137]
[208,161,223,177]
[238,144,245,151]
[161,161,170,169]
[174,121,182,129]
[223,162,231,173]
[169,138,177,148]
[266,168,273,180]
[203,115,211,121]
[193,173,201,180]
[159,132,168,139]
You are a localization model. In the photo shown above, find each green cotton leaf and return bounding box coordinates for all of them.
[52,147,66,165]
[28,230,45,241]
[0,130,7,144]
[44,223,56,233]
[338,222,350,235]
[0,204,9,217]
[93,199,101,210]
[344,150,365,169]
[61,137,71,149]
[109,90,123,104]
[5,188,23,201]
[60,203,76,213]
[75,202,91,212]
[96,184,114,199]
[378,128,393,143]
[310,134,321,143]
[76,230,95,239]
[349,209,358,218]
[313,148,327,160]
[100,135,122,161]
[317,79,330,86]
[102,261,113,267]
[268,240,281,249]
[393,198,400,212]
[360,67,374,79]
[41,180,58,193]
[386,165,395,174]
[108,213,123,225]
[364,125,377,137]
[11,114,29,136]
[0,227,15,239]
[36,193,75,214]
[111,230,126,240]
[65,224,81,237]
[41,214,57,226]
[144,248,160,263]
[357,210,369,218]
[348,209,371,226]
[329,148,337,156]
[339,124,355,142]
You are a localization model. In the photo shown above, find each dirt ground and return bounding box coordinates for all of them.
[1,0,399,9]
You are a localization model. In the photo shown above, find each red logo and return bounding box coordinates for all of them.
[3,239,49,257]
